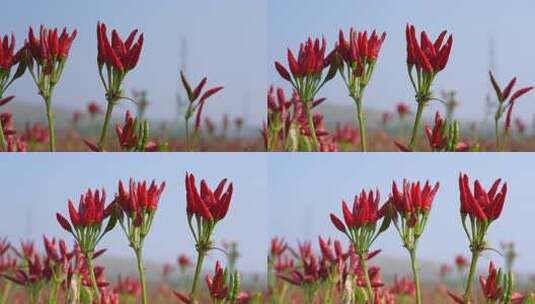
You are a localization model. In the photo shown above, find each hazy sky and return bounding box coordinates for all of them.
[269,153,535,272]
[0,0,266,125]
[0,153,268,273]
[269,0,535,123]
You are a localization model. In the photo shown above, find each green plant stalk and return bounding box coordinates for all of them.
[184,101,202,152]
[324,282,335,304]
[44,94,56,152]
[28,286,42,304]
[184,104,194,152]
[135,248,149,304]
[352,92,367,152]
[268,255,288,304]
[0,280,12,304]
[192,129,201,151]
[267,119,283,152]
[0,89,7,150]
[494,117,501,152]
[304,101,319,152]
[0,120,7,151]
[408,98,426,151]
[97,99,115,150]
[185,117,191,151]
[409,247,423,304]
[84,252,100,303]
[29,291,38,304]
[503,131,510,152]
[267,257,274,292]
[267,128,278,152]
[463,250,481,304]
[0,88,7,151]
[358,253,374,303]
[277,283,288,304]
[190,249,207,302]
[303,287,315,304]
[47,281,59,304]
[494,102,503,152]
[68,274,81,304]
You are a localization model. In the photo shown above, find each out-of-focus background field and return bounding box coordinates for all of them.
[0,0,267,151]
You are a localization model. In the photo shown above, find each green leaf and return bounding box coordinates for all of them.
[447,120,459,152]
[297,134,313,152]
[138,120,150,151]
[232,271,240,300]
[223,267,229,285]
[354,286,366,304]
[103,208,118,235]
[12,60,27,81]
[377,210,392,236]
[285,125,300,152]
[323,55,339,84]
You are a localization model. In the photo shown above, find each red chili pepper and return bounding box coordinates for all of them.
[184,172,233,222]
[115,111,138,150]
[0,34,16,71]
[479,262,502,301]
[115,178,166,227]
[458,173,507,221]
[406,24,452,73]
[390,180,439,224]
[337,28,386,66]
[96,22,142,72]
[25,25,76,75]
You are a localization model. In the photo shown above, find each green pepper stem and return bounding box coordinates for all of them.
[305,101,319,152]
[0,119,7,151]
[409,247,423,304]
[190,249,207,303]
[44,94,56,152]
[352,92,367,152]
[135,247,149,304]
[97,99,115,151]
[84,252,100,303]
[462,249,481,304]
[358,253,374,303]
[408,98,426,151]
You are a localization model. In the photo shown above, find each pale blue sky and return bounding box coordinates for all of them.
[269,0,535,123]
[0,153,267,273]
[269,153,535,272]
[0,0,266,125]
